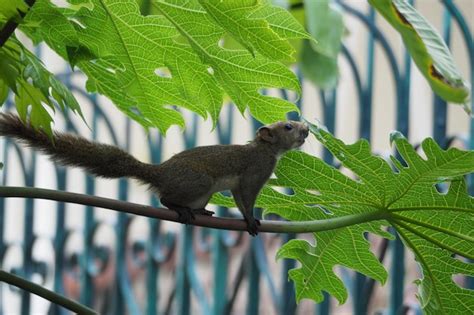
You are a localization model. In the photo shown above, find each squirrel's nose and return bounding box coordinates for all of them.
[301,125,309,138]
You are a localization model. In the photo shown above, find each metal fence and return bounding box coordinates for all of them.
[0,1,472,314]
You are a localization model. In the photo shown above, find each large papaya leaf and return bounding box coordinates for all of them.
[15,0,309,132]
[198,0,291,61]
[369,0,470,109]
[153,0,302,124]
[212,123,474,313]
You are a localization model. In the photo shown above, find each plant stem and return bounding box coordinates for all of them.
[0,186,388,234]
[0,270,97,314]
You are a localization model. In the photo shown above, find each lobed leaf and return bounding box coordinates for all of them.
[212,121,474,313]
[16,0,308,132]
[154,0,302,124]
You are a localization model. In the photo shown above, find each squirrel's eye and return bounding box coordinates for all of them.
[284,123,293,131]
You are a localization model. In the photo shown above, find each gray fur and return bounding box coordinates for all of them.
[0,114,308,235]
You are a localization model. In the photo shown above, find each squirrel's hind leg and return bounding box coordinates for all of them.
[160,198,195,224]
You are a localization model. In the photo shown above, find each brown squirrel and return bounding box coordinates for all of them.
[0,113,309,235]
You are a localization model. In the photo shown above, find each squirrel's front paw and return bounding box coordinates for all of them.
[246,218,260,236]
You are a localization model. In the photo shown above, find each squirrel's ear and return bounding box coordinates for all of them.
[257,126,276,143]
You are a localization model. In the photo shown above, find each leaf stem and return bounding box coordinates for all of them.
[0,186,388,234]
[0,270,97,314]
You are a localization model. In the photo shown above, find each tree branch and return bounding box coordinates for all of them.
[0,0,36,47]
[0,270,97,315]
[0,186,388,233]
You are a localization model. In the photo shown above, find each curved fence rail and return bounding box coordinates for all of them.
[0,1,472,314]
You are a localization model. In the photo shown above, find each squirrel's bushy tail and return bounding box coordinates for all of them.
[0,113,158,183]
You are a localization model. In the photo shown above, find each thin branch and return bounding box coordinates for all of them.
[0,0,36,47]
[0,270,97,315]
[0,186,387,234]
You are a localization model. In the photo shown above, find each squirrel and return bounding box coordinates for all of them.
[0,113,309,235]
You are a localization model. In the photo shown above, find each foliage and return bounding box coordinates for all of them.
[0,0,29,25]
[0,1,473,313]
[369,0,470,111]
[300,0,344,89]
[3,0,312,133]
[213,123,474,314]
[0,37,82,136]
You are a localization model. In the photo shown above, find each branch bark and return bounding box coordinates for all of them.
[0,186,387,233]
[0,0,36,47]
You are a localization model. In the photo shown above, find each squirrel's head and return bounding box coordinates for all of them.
[256,121,309,154]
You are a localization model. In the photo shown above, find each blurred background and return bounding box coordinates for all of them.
[0,0,472,314]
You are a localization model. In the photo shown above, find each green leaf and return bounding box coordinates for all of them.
[0,38,84,135]
[394,209,474,314]
[304,0,343,58]
[0,41,22,92]
[154,0,301,124]
[0,80,8,105]
[198,0,309,61]
[299,0,343,89]
[300,40,338,90]
[20,0,80,60]
[211,122,474,312]
[0,0,29,25]
[15,80,54,137]
[369,0,470,109]
[250,1,311,42]
[19,0,306,132]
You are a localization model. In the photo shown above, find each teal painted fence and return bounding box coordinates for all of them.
[0,1,472,314]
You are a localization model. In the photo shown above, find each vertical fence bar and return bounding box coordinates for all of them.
[146,215,159,315]
[176,225,192,315]
[280,87,300,315]
[50,167,67,315]
[211,219,229,315]
[390,0,413,311]
[316,89,336,315]
[20,153,36,315]
[354,7,376,315]
[176,115,199,315]
[246,239,260,315]
[0,138,8,315]
[115,118,141,315]
[146,132,163,315]
[246,119,264,315]
[212,106,233,315]
[80,107,98,307]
